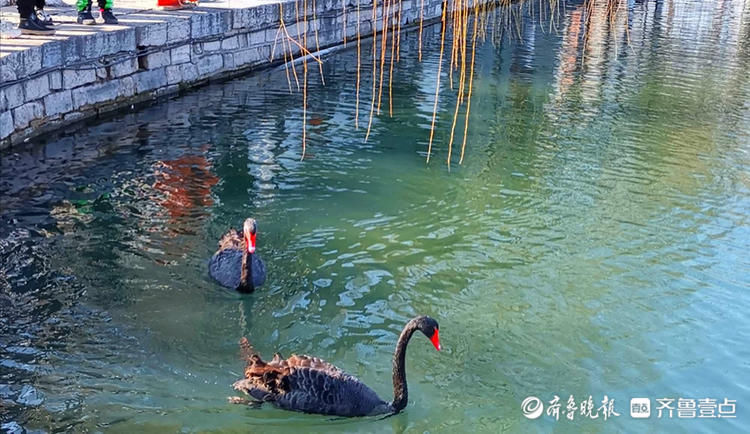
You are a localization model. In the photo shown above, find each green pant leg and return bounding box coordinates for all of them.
[97,0,113,9]
[76,0,90,11]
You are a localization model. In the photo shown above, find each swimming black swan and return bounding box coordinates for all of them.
[229,316,441,417]
[208,218,266,292]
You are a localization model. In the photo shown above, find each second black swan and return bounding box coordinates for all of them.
[208,218,266,292]
[230,316,441,417]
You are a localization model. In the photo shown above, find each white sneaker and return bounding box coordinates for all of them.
[35,8,54,25]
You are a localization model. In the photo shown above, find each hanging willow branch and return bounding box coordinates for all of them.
[268,0,632,165]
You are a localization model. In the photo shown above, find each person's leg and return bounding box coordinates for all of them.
[76,0,96,24]
[34,0,45,10]
[17,0,34,18]
[98,0,118,24]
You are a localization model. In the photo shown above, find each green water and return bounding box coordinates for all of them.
[1,1,749,432]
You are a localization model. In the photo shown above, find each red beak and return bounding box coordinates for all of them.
[246,233,256,253]
[430,329,441,351]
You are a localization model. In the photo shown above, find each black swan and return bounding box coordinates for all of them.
[208,218,266,292]
[229,316,441,417]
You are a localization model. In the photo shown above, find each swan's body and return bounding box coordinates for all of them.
[209,219,266,292]
[230,316,441,417]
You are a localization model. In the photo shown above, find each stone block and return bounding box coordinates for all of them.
[80,28,136,60]
[12,101,43,130]
[223,53,235,69]
[170,45,192,64]
[60,37,83,66]
[197,54,224,76]
[70,86,88,109]
[42,40,63,69]
[250,30,267,46]
[0,110,13,140]
[73,80,121,108]
[24,75,51,102]
[1,84,25,111]
[119,76,136,98]
[63,68,97,89]
[21,46,43,77]
[44,90,73,117]
[133,68,167,94]
[136,21,168,46]
[255,6,274,29]
[234,48,258,66]
[237,33,249,48]
[49,71,63,90]
[111,58,138,78]
[168,18,191,43]
[256,45,271,62]
[142,51,170,69]
[191,10,231,39]
[1,53,19,82]
[203,40,221,52]
[232,8,251,29]
[281,3,298,23]
[166,65,182,85]
[180,63,199,82]
[252,4,279,28]
[222,36,240,50]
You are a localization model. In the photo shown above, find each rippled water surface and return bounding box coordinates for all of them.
[2,1,749,432]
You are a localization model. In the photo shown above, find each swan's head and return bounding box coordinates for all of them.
[243,218,257,254]
[414,316,441,351]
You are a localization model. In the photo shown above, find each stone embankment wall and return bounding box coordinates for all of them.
[0,0,448,149]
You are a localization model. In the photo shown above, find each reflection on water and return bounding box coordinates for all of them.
[1,0,749,432]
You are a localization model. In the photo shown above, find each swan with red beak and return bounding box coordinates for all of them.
[230,315,442,416]
[209,218,267,292]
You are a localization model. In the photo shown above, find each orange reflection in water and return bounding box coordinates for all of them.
[152,146,219,236]
[556,7,584,96]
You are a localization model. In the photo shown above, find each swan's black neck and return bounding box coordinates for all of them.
[390,319,419,413]
[239,249,254,293]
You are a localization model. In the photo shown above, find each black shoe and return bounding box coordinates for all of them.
[77,9,96,25]
[99,9,118,24]
[19,14,55,35]
[35,8,54,25]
